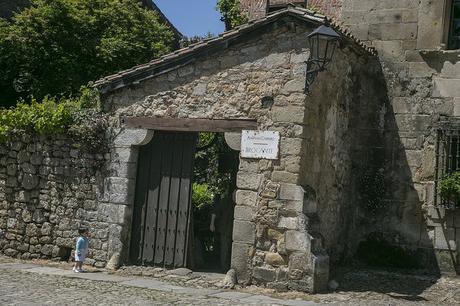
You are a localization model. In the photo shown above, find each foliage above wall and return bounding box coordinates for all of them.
[0,0,174,107]
[0,85,107,152]
[216,0,248,30]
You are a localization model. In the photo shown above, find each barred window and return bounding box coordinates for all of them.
[448,0,460,49]
[435,120,460,209]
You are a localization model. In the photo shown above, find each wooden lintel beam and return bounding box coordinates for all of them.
[121,117,257,132]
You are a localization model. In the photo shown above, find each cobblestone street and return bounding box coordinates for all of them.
[1,257,460,305]
[0,261,317,306]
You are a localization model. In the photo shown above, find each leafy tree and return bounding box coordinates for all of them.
[216,0,248,31]
[0,0,174,107]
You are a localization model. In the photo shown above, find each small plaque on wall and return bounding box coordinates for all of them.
[241,130,280,160]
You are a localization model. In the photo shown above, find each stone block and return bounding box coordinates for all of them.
[98,203,129,225]
[260,181,279,199]
[253,266,276,282]
[434,226,456,250]
[22,174,39,190]
[105,177,132,196]
[111,147,139,163]
[348,24,369,41]
[235,190,258,206]
[290,50,309,64]
[433,78,460,98]
[109,193,134,205]
[238,159,259,172]
[277,216,299,230]
[279,183,304,201]
[265,252,285,267]
[234,205,254,221]
[281,200,304,213]
[271,106,305,124]
[416,0,444,49]
[280,79,304,94]
[288,278,313,292]
[110,162,137,179]
[453,98,460,117]
[283,155,301,173]
[224,132,241,151]
[372,40,404,62]
[262,53,289,69]
[405,150,423,168]
[369,23,417,41]
[312,254,330,293]
[288,252,310,272]
[271,171,298,184]
[237,172,262,191]
[233,220,255,244]
[285,230,310,252]
[279,138,303,156]
[231,242,252,283]
[267,229,284,241]
[441,62,460,79]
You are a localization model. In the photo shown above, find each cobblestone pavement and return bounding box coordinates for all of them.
[1,256,460,306]
[0,261,317,306]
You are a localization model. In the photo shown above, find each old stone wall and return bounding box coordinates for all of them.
[302,50,387,264]
[321,0,460,273]
[104,16,381,291]
[0,135,111,267]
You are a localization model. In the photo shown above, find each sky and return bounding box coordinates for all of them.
[154,0,226,37]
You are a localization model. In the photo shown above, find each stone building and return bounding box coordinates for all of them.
[94,6,383,292]
[1,0,460,294]
[310,0,460,275]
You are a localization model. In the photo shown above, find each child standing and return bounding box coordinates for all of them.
[73,228,89,273]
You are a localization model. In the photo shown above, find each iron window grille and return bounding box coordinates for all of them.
[448,0,460,49]
[435,118,460,209]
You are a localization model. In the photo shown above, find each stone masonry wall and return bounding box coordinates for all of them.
[104,17,381,291]
[0,135,110,267]
[313,0,460,273]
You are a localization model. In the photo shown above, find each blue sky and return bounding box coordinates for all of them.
[154,0,225,37]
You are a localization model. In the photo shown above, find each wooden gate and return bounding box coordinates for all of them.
[130,131,197,267]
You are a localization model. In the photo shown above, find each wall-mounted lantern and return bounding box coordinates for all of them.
[304,25,340,93]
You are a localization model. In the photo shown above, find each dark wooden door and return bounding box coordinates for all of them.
[130,131,197,267]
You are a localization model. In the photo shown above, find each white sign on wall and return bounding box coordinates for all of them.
[241,130,280,160]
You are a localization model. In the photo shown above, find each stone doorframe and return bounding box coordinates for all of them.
[103,128,243,269]
[103,128,154,268]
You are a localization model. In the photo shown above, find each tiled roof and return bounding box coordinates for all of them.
[95,6,376,94]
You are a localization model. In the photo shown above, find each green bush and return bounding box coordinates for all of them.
[439,171,460,203]
[0,86,107,151]
[192,183,215,210]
